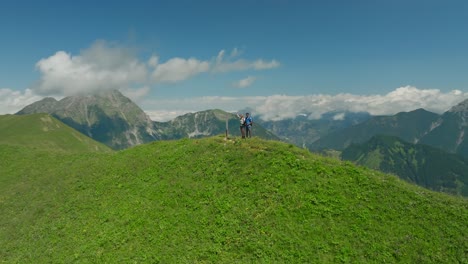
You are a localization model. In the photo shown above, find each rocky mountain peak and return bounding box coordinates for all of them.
[16,97,58,114]
[448,99,468,114]
[16,89,160,149]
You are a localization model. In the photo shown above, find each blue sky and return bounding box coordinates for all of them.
[1,0,468,121]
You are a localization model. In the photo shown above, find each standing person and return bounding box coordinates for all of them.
[245,112,253,138]
[237,113,246,138]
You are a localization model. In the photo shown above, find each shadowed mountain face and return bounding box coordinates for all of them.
[17,90,161,149]
[310,108,440,151]
[419,99,468,158]
[310,99,468,159]
[342,135,468,197]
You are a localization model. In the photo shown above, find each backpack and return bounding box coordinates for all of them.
[245,116,253,126]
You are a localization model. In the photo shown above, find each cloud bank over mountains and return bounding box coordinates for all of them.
[0,41,467,122]
[253,87,467,121]
[142,86,468,121]
[2,85,466,122]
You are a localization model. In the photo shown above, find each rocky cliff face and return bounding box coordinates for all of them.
[17,90,161,149]
[419,99,468,157]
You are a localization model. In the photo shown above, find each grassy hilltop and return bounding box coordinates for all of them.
[0,136,467,263]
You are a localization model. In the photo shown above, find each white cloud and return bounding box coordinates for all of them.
[212,48,280,73]
[149,48,278,83]
[212,58,280,73]
[120,86,150,102]
[148,55,159,67]
[233,76,256,88]
[148,48,280,83]
[333,113,346,120]
[151,57,210,83]
[31,43,280,96]
[255,86,468,120]
[252,59,280,70]
[140,96,253,121]
[146,110,196,122]
[216,50,225,64]
[230,47,242,58]
[141,86,468,122]
[0,88,45,114]
[34,40,148,96]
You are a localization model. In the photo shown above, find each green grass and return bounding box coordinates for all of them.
[0,114,112,153]
[0,136,467,263]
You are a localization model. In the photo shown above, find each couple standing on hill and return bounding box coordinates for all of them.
[237,112,253,139]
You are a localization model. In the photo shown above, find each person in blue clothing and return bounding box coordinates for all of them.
[244,112,253,138]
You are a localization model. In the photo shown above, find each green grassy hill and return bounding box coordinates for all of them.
[0,114,112,153]
[0,137,466,263]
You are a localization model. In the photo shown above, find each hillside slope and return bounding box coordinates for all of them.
[0,137,466,263]
[341,135,468,196]
[0,114,112,153]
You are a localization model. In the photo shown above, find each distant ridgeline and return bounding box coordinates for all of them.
[311,99,468,159]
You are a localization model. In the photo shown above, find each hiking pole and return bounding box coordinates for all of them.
[225,117,228,139]
[250,113,253,138]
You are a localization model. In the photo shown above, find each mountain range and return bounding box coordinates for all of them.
[310,108,440,151]
[13,90,468,197]
[16,90,277,149]
[310,100,468,197]
[17,89,467,157]
[311,99,468,159]
[256,111,371,149]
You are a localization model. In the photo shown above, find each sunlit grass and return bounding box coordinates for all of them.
[0,136,467,263]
